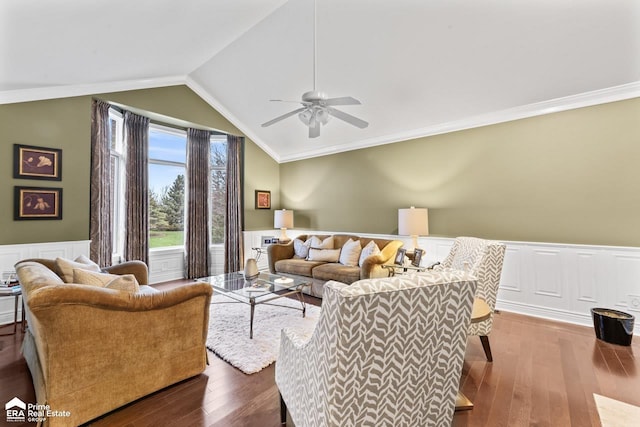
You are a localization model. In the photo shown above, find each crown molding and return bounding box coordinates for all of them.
[185,76,281,162]
[278,81,640,163]
[0,76,187,105]
[2,76,637,164]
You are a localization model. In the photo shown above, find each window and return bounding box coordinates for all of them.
[148,125,186,248]
[108,110,228,256]
[210,135,227,244]
[109,109,125,258]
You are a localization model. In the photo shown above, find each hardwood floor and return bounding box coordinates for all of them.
[1,281,638,426]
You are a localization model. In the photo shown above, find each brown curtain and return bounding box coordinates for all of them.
[89,99,113,266]
[224,135,244,273]
[123,111,150,265]
[185,128,211,278]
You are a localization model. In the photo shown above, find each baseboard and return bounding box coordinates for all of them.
[496,299,640,336]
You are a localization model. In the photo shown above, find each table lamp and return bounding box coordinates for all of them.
[398,206,429,251]
[274,209,294,243]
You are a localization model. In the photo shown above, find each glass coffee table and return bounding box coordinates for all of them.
[197,272,310,339]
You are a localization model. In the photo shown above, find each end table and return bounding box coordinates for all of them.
[0,284,26,336]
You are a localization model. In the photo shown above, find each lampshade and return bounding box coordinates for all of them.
[274,209,294,242]
[274,209,294,229]
[398,207,429,236]
[398,207,428,251]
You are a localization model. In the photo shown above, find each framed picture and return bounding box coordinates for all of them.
[412,248,424,267]
[14,186,63,220]
[394,248,406,265]
[14,144,62,181]
[255,190,271,209]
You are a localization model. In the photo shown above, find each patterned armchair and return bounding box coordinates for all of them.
[275,271,477,427]
[432,236,506,361]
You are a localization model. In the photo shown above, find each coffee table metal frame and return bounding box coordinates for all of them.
[197,272,310,339]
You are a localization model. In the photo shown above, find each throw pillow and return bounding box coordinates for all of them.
[307,248,341,263]
[293,238,312,259]
[56,256,102,283]
[339,238,362,267]
[358,240,381,267]
[105,275,140,293]
[75,254,100,270]
[309,235,334,249]
[72,268,117,287]
[72,268,140,293]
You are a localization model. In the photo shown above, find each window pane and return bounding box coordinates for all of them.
[110,155,119,251]
[149,128,186,163]
[210,138,227,244]
[110,118,117,150]
[149,164,185,248]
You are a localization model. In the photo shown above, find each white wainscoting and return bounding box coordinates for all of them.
[147,244,227,284]
[0,240,90,325]
[3,236,639,336]
[244,230,640,336]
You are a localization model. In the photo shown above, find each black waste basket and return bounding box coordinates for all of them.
[591,308,635,346]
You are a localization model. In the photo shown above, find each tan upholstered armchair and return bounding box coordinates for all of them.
[275,272,477,426]
[432,236,506,361]
[15,259,212,427]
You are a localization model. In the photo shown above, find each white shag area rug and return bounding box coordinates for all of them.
[206,294,321,374]
[594,394,640,427]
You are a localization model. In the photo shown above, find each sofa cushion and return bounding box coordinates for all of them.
[293,238,312,259]
[307,248,341,262]
[312,263,361,284]
[359,240,381,266]
[56,256,101,282]
[309,235,334,249]
[275,259,326,277]
[339,238,362,267]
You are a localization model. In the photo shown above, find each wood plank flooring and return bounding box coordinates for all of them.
[1,280,638,426]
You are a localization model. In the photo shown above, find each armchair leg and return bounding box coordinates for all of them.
[280,393,287,425]
[480,335,493,362]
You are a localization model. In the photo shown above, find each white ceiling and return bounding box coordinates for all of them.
[2,0,639,162]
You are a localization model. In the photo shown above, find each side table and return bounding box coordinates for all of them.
[382,264,426,277]
[0,285,26,336]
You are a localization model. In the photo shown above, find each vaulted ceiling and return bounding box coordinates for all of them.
[1,0,639,162]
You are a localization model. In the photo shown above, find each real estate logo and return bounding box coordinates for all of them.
[5,397,26,423]
[5,397,72,424]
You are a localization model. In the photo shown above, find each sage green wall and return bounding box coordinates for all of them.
[280,98,640,247]
[1,97,91,245]
[0,85,280,245]
[243,140,281,230]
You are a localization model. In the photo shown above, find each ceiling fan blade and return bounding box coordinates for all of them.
[261,107,307,127]
[309,121,321,138]
[270,99,312,105]
[326,107,369,129]
[323,96,361,106]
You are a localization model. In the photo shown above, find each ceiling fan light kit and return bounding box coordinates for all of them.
[261,0,368,138]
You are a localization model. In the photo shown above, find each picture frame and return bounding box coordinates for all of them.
[394,248,406,265]
[14,144,62,181]
[255,190,271,209]
[412,248,424,267]
[14,186,63,220]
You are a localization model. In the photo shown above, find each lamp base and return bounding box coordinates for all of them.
[279,228,291,243]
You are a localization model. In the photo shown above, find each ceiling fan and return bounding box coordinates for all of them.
[261,0,368,138]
